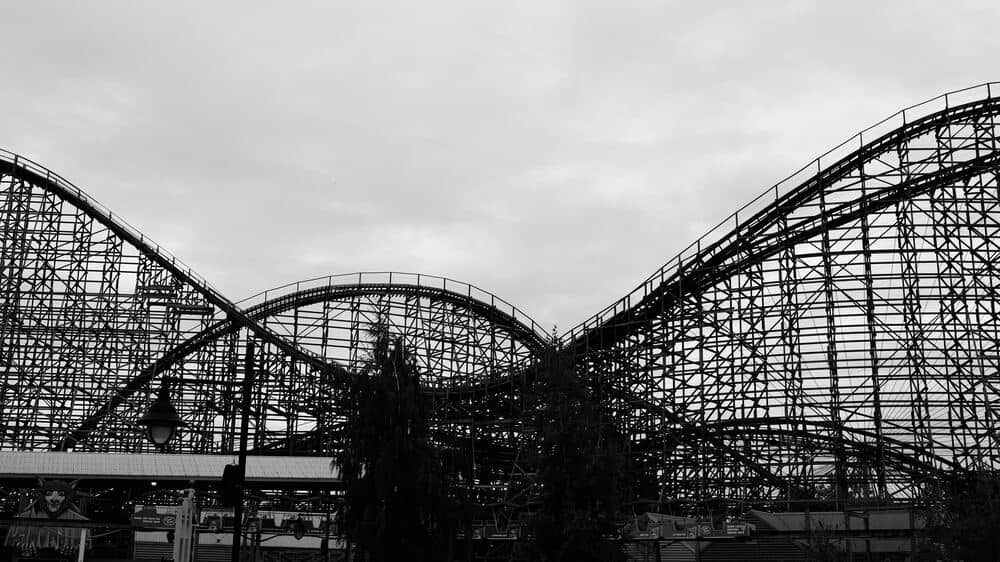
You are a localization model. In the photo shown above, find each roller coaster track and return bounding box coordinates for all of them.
[562,83,1000,499]
[7,82,1000,503]
[2,150,332,374]
[58,276,546,450]
[568,94,1000,351]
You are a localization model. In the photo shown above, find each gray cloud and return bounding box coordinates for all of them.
[1,1,995,329]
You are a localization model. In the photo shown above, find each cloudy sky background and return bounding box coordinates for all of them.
[2,2,996,331]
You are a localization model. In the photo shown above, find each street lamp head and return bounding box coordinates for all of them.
[138,383,186,448]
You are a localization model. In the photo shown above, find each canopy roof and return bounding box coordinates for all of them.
[0,452,340,489]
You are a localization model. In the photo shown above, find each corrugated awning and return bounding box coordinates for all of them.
[0,451,340,489]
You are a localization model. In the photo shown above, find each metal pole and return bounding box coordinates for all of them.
[323,507,331,562]
[231,338,255,562]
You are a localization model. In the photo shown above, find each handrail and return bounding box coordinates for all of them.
[566,81,1000,339]
[1,149,333,372]
[0,148,220,297]
[236,271,548,343]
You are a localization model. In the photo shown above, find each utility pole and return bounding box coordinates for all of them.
[231,338,255,562]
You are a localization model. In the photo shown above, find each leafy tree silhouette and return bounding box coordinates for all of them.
[921,471,1000,561]
[334,327,456,561]
[525,345,631,562]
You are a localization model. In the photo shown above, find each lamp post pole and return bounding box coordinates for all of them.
[232,337,256,562]
[139,336,259,562]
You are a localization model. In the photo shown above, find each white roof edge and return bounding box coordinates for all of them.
[0,451,340,482]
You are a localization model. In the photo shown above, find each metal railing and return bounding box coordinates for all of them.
[566,81,1000,339]
[236,271,547,341]
[0,148,223,299]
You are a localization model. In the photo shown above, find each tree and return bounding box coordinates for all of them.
[334,330,456,561]
[922,471,1000,560]
[525,345,631,562]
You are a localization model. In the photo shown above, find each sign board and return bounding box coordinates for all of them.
[131,507,177,529]
[667,522,751,539]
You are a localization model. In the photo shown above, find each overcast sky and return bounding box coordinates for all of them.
[2,2,996,331]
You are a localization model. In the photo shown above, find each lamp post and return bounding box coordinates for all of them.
[139,338,256,562]
[137,383,186,447]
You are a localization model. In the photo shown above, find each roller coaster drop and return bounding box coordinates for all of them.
[4,83,1000,512]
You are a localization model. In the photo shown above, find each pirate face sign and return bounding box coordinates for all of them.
[35,478,78,518]
[43,489,67,514]
[4,478,89,557]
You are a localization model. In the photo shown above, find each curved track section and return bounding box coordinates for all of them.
[0,151,331,452]
[568,83,1000,503]
[72,272,546,494]
[59,273,545,451]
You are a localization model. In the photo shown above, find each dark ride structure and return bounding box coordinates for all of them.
[4,83,1000,523]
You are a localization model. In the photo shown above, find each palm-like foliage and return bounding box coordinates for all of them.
[334,330,456,561]
[526,346,630,562]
